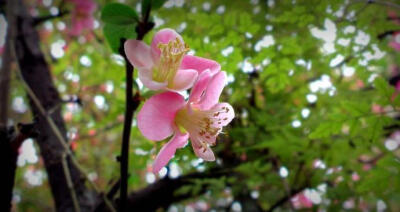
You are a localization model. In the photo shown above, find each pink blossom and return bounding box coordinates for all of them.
[351,172,360,181]
[137,71,234,173]
[291,192,313,209]
[68,0,96,36]
[124,29,220,91]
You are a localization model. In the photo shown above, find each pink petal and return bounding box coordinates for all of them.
[138,67,168,90]
[180,55,221,75]
[124,40,154,69]
[168,69,198,91]
[150,28,183,57]
[211,103,235,127]
[198,71,227,110]
[152,131,189,173]
[137,92,185,141]
[390,41,400,51]
[191,141,215,161]
[189,70,212,104]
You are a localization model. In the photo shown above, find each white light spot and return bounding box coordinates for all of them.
[202,2,211,11]
[231,201,242,212]
[306,94,317,103]
[12,97,28,113]
[251,190,259,199]
[377,200,387,212]
[216,5,225,14]
[344,25,356,34]
[221,46,234,56]
[254,35,275,51]
[177,22,187,33]
[337,38,350,46]
[279,166,289,177]
[203,36,210,44]
[88,172,98,181]
[56,21,66,31]
[43,0,52,7]
[80,55,92,67]
[50,7,59,15]
[51,40,65,59]
[240,60,254,73]
[330,54,344,67]
[158,167,168,178]
[342,65,355,77]
[385,138,399,151]
[17,139,38,167]
[292,120,301,128]
[153,16,165,28]
[105,81,114,93]
[146,172,156,184]
[24,169,45,186]
[111,54,124,66]
[169,162,181,179]
[301,108,310,118]
[355,30,370,46]
[94,95,106,110]
[304,189,322,204]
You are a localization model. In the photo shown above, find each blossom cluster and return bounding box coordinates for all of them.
[124,29,234,173]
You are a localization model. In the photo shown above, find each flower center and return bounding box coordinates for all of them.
[174,104,231,152]
[152,38,189,87]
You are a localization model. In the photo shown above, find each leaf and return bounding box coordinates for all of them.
[142,0,167,16]
[373,77,395,103]
[309,122,341,139]
[101,3,139,25]
[103,23,136,53]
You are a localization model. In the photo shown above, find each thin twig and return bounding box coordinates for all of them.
[61,152,81,212]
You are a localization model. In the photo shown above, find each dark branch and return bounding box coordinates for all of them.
[33,10,69,26]
[118,3,153,211]
[1,123,37,211]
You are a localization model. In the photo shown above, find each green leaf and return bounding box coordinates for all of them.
[309,122,341,139]
[374,77,395,103]
[101,3,138,25]
[103,23,136,53]
[142,0,167,16]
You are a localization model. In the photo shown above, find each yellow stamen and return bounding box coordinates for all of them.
[152,38,189,87]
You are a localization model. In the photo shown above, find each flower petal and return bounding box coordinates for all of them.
[124,40,154,69]
[138,92,185,141]
[191,141,215,161]
[180,55,221,74]
[138,67,168,90]
[189,70,212,104]
[152,131,189,174]
[198,71,227,110]
[211,103,235,127]
[151,28,183,57]
[168,69,198,91]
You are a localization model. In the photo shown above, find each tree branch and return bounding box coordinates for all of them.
[1,123,37,211]
[117,5,153,211]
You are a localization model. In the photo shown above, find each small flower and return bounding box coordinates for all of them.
[137,71,234,173]
[124,28,220,91]
[68,0,97,36]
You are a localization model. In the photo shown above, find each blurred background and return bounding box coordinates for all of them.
[2,0,400,211]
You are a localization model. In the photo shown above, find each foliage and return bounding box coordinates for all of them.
[6,0,400,211]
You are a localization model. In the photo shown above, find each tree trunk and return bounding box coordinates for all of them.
[12,1,95,211]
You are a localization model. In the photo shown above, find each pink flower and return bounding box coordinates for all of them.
[124,28,220,91]
[390,32,400,51]
[138,71,234,173]
[291,192,313,209]
[68,0,96,36]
